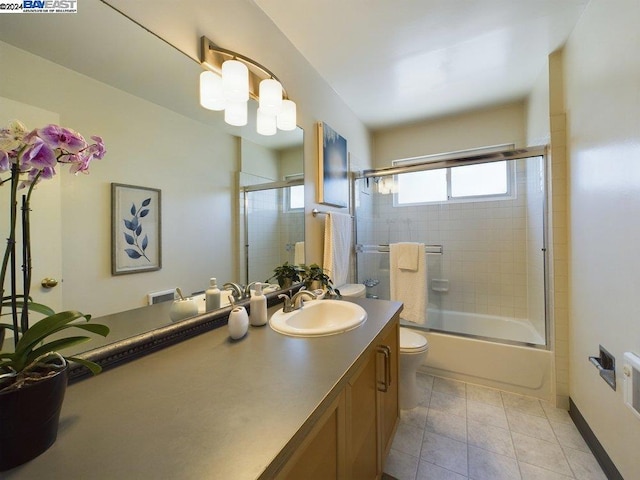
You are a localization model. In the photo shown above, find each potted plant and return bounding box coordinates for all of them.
[301,263,339,296]
[265,261,303,289]
[0,120,110,471]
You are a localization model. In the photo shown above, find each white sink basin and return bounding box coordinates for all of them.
[269,299,367,337]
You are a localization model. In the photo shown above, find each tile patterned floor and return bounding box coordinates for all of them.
[384,374,608,480]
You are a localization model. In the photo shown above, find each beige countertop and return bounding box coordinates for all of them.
[4,297,402,479]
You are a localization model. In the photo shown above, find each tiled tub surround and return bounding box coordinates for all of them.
[385,374,606,480]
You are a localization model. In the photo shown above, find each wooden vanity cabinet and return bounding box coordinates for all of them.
[275,314,399,480]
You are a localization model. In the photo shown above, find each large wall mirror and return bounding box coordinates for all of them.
[0,0,303,349]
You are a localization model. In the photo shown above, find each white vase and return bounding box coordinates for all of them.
[228,306,249,340]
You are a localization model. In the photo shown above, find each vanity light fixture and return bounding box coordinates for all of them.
[199,36,297,135]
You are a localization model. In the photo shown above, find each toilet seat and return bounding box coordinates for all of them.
[399,327,428,353]
[336,283,366,298]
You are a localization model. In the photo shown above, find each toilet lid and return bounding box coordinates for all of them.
[400,328,428,352]
[337,283,365,296]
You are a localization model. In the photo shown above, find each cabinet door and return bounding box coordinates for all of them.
[378,318,400,469]
[277,392,346,480]
[346,350,379,480]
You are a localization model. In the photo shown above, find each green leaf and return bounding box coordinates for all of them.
[69,323,110,337]
[14,310,90,354]
[67,356,102,375]
[1,298,55,316]
[29,336,93,361]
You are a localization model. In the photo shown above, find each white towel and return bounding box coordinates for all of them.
[390,242,427,324]
[294,241,305,265]
[323,212,352,287]
[396,242,420,271]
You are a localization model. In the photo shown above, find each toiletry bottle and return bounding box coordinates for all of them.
[250,282,267,326]
[205,277,221,312]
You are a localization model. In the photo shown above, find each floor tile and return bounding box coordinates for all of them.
[391,421,424,458]
[467,419,515,458]
[551,420,590,452]
[468,445,521,480]
[433,376,466,398]
[541,401,573,424]
[385,448,420,480]
[519,461,574,479]
[512,431,573,477]
[416,372,435,391]
[506,409,556,443]
[563,446,607,480]
[467,399,508,429]
[502,391,545,417]
[416,460,468,480]
[426,409,466,442]
[466,383,503,407]
[400,404,429,429]
[429,391,467,418]
[421,431,468,476]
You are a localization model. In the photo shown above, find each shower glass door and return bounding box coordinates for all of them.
[354,153,547,347]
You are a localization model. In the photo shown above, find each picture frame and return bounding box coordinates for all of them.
[317,121,349,208]
[111,183,162,275]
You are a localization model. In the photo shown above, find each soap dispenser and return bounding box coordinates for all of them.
[205,277,221,312]
[250,282,267,326]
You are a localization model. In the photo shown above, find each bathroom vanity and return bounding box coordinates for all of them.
[3,298,401,479]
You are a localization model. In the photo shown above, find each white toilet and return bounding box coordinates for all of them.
[335,283,366,298]
[399,327,429,410]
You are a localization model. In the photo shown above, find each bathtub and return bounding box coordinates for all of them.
[402,309,553,401]
[424,308,545,346]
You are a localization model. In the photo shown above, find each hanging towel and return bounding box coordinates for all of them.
[390,242,427,324]
[294,241,305,265]
[323,212,352,287]
[396,242,421,271]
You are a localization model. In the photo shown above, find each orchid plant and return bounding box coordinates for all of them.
[0,120,109,391]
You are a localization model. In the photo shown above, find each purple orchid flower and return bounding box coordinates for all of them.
[21,138,57,171]
[0,150,9,171]
[37,124,87,154]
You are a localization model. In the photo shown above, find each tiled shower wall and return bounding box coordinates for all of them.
[245,188,304,284]
[355,158,545,334]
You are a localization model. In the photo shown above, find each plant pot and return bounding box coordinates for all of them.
[0,366,68,471]
[279,278,293,289]
[309,280,323,291]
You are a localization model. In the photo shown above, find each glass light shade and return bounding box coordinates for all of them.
[224,100,248,127]
[259,79,283,115]
[199,71,225,111]
[276,99,297,131]
[222,59,249,103]
[256,107,277,136]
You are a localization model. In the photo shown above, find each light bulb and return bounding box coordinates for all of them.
[276,99,297,131]
[225,100,248,126]
[199,71,225,111]
[259,78,283,116]
[222,59,249,103]
[256,107,277,136]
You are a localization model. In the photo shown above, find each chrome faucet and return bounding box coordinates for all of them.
[278,290,317,313]
[243,281,258,299]
[223,282,244,302]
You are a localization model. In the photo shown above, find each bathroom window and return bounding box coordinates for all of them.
[286,184,305,211]
[393,160,515,206]
[391,144,516,206]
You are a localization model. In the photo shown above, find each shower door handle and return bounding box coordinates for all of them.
[377,345,391,392]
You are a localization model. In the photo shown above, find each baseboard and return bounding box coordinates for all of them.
[569,398,623,480]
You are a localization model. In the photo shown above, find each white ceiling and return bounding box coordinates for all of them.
[1,0,589,133]
[252,0,589,129]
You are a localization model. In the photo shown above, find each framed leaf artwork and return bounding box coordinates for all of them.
[111,183,162,275]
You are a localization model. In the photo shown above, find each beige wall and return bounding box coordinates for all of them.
[373,101,526,167]
[562,1,640,478]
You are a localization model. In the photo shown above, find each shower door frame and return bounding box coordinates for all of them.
[352,145,551,350]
